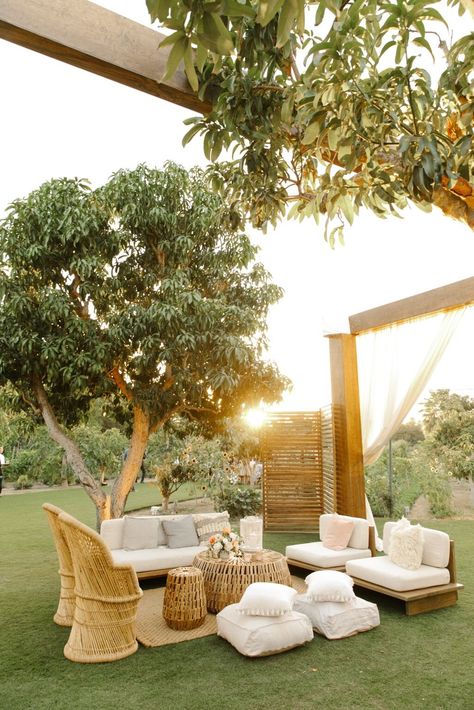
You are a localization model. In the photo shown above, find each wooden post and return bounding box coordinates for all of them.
[327,334,366,518]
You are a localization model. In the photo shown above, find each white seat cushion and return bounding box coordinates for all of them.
[217,604,313,657]
[110,545,204,573]
[346,556,450,592]
[294,595,380,639]
[286,542,372,568]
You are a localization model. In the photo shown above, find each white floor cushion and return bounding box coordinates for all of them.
[346,556,450,592]
[286,542,372,568]
[216,604,313,657]
[294,595,380,639]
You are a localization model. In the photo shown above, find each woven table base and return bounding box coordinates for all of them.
[193,549,292,613]
[162,567,207,630]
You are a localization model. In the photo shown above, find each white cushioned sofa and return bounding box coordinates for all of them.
[101,512,228,580]
[346,521,463,615]
[286,514,376,572]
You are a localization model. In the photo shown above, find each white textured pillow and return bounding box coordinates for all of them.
[305,570,355,603]
[122,516,159,551]
[238,583,297,617]
[389,523,424,570]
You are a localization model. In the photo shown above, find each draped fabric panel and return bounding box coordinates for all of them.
[356,308,467,549]
[357,308,466,466]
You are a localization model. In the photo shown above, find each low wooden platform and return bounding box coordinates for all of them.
[351,540,463,615]
[351,577,464,615]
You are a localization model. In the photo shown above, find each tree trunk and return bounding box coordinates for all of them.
[32,376,109,525]
[110,405,150,519]
[161,495,170,512]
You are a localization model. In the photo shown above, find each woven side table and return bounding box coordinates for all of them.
[162,567,207,630]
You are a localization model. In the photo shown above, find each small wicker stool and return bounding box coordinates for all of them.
[162,567,207,630]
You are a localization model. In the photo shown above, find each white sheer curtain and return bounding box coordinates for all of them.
[357,308,466,466]
[356,308,466,548]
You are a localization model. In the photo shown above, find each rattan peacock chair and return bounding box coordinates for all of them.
[58,512,143,663]
[42,502,76,627]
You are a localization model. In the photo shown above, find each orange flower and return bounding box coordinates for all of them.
[222,527,231,535]
[209,536,216,545]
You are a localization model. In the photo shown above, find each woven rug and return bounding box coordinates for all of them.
[136,575,307,648]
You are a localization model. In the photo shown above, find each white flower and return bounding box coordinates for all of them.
[212,542,222,552]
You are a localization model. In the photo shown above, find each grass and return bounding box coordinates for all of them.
[1,488,473,710]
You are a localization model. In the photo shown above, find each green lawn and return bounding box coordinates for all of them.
[1,488,472,710]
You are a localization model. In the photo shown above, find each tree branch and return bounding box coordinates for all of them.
[31,373,104,504]
[108,365,133,401]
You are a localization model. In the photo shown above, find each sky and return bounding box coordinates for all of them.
[1,1,473,419]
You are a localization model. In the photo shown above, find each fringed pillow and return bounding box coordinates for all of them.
[238,583,297,616]
[305,570,355,603]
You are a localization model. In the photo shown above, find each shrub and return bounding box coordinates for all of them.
[14,474,32,490]
[213,484,261,519]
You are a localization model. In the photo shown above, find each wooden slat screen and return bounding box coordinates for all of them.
[320,405,337,514]
[260,412,323,532]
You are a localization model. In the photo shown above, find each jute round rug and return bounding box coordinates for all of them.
[136,575,307,648]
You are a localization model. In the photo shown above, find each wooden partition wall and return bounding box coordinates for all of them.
[261,411,326,532]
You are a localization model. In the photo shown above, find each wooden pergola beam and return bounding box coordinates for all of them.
[0,0,212,114]
[350,276,474,335]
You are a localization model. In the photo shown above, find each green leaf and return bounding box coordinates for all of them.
[413,36,435,60]
[183,40,199,92]
[276,0,298,48]
[202,13,234,55]
[301,121,320,145]
[182,123,203,147]
[146,0,161,22]
[159,30,185,49]
[162,37,187,82]
[257,0,284,26]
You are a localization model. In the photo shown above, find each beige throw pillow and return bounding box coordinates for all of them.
[322,515,355,551]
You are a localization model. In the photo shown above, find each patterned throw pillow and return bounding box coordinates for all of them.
[194,512,230,543]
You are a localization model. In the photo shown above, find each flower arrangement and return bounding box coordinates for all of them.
[207,527,243,559]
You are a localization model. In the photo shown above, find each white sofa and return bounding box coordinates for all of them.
[346,522,463,615]
[285,514,376,572]
[101,512,228,580]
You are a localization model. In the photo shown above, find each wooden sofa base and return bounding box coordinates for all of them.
[351,577,464,616]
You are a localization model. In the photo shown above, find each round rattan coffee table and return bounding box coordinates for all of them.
[162,566,207,630]
[193,550,291,613]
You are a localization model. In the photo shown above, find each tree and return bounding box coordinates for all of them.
[392,419,425,446]
[0,163,288,523]
[421,389,474,478]
[146,0,473,240]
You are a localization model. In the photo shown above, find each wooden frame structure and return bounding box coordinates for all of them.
[0,0,211,113]
[329,276,474,518]
[3,3,474,525]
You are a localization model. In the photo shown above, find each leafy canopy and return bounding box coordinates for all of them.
[147,0,474,241]
[0,163,288,429]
